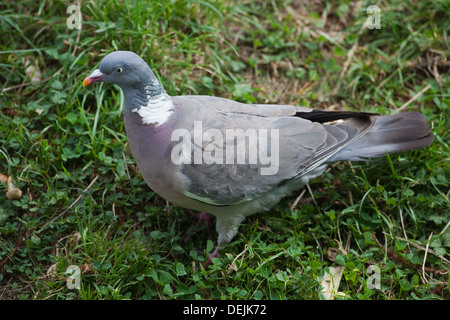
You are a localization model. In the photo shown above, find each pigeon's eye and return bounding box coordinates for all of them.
[115,67,124,73]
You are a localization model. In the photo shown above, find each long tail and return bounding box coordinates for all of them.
[327,112,434,162]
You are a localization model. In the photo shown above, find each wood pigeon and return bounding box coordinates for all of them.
[83,51,434,261]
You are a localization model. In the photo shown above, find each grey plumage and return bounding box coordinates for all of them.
[84,51,434,251]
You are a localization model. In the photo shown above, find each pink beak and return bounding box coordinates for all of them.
[83,69,106,86]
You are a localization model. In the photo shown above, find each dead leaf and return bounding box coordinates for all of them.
[319,266,347,300]
[22,56,42,83]
[0,173,23,200]
[327,247,339,262]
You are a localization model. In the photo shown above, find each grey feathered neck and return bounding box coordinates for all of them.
[124,76,171,114]
[131,79,165,110]
[127,77,174,126]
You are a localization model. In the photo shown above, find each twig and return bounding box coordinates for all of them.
[2,67,63,93]
[331,39,358,96]
[290,189,306,211]
[38,175,99,233]
[2,77,50,93]
[332,17,365,96]
[422,232,433,284]
[397,84,431,111]
[0,233,25,271]
[375,233,449,277]
[306,183,321,213]
[122,152,131,179]
[398,208,410,251]
[227,244,249,272]
[382,232,450,265]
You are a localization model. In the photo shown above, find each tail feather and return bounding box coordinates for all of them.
[328,112,434,162]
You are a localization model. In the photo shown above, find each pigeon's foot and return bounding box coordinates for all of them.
[183,211,216,244]
[188,211,215,231]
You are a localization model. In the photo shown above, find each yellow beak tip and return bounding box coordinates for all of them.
[82,77,91,87]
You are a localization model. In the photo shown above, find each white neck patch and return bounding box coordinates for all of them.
[131,82,174,126]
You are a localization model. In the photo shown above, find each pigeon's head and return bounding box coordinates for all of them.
[83,51,155,88]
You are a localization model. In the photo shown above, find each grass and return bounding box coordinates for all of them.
[0,0,449,300]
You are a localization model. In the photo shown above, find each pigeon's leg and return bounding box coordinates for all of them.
[192,211,215,231]
[215,214,245,246]
[186,210,215,233]
[191,212,221,266]
[183,211,216,244]
[202,214,245,266]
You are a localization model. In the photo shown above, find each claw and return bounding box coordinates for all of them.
[186,211,214,231]
[185,211,220,266]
